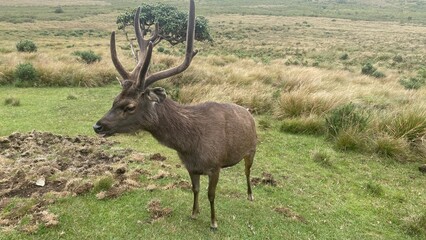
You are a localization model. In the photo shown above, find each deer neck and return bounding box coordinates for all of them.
[147,99,198,152]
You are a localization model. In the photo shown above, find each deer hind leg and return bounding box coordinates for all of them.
[189,172,200,219]
[208,170,220,229]
[244,151,255,201]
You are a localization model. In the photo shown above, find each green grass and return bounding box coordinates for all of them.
[0,87,425,239]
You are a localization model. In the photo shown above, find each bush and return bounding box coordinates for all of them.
[361,63,385,78]
[54,6,64,13]
[73,50,101,64]
[399,77,426,90]
[325,103,369,137]
[16,40,37,52]
[14,63,38,87]
[361,63,376,75]
[339,53,349,60]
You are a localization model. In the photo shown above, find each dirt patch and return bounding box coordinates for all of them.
[146,199,172,223]
[0,131,151,233]
[251,172,277,186]
[149,153,167,161]
[274,206,307,223]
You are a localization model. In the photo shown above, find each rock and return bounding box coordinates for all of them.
[36,177,46,187]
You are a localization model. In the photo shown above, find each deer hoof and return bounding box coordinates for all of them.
[210,222,218,230]
[248,194,254,201]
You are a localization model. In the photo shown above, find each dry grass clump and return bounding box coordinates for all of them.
[275,89,344,119]
[371,134,410,160]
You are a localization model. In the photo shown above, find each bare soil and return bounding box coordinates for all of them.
[0,131,185,233]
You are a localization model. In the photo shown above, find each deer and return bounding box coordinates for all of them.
[93,0,257,230]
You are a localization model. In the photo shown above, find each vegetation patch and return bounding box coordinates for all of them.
[16,40,37,53]
[72,50,101,64]
[280,117,325,135]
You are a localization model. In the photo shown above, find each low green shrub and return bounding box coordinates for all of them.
[73,50,101,64]
[325,103,369,137]
[16,40,37,52]
[361,63,385,78]
[399,77,425,90]
[54,6,64,13]
[14,63,38,87]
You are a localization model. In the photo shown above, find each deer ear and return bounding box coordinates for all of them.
[146,87,167,103]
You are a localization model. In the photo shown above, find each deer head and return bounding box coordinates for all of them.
[93,0,197,137]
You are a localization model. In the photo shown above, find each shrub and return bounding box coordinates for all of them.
[280,117,325,135]
[372,70,386,78]
[361,63,385,78]
[399,77,425,90]
[54,6,64,13]
[325,103,369,137]
[339,53,349,60]
[73,50,101,64]
[16,40,37,52]
[361,63,376,75]
[14,63,38,87]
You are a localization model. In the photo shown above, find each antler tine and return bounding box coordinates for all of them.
[136,41,153,90]
[143,0,197,89]
[110,31,130,80]
[149,22,160,45]
[134,7,147,55]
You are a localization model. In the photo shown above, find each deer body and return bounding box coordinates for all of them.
[93,0,256,229]
[148,99,256,174]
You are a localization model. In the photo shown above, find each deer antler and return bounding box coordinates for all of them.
[110,6,160,83]
[110,0,197,90]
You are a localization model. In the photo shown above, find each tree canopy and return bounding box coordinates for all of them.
[116,3,212,46]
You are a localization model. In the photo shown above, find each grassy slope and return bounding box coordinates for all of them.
[0,87,425,239]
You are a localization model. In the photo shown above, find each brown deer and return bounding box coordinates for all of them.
[93,0,257,229]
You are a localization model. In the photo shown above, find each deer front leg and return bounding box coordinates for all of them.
[208,170,220,230]
[189,172,200,219]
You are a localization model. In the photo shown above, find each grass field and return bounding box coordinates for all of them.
[1,0,426,239]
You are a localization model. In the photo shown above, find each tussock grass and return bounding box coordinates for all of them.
[275,89,342,118]
[280,116,325,135]
[371,134,410,161]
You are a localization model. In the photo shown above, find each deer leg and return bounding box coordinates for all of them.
[189,172,200,219]
[244,152,255,201]
[208,170,220,230]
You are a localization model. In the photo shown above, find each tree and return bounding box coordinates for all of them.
[116,3,212,48]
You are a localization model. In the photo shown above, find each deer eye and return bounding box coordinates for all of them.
[124,105,136,113]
